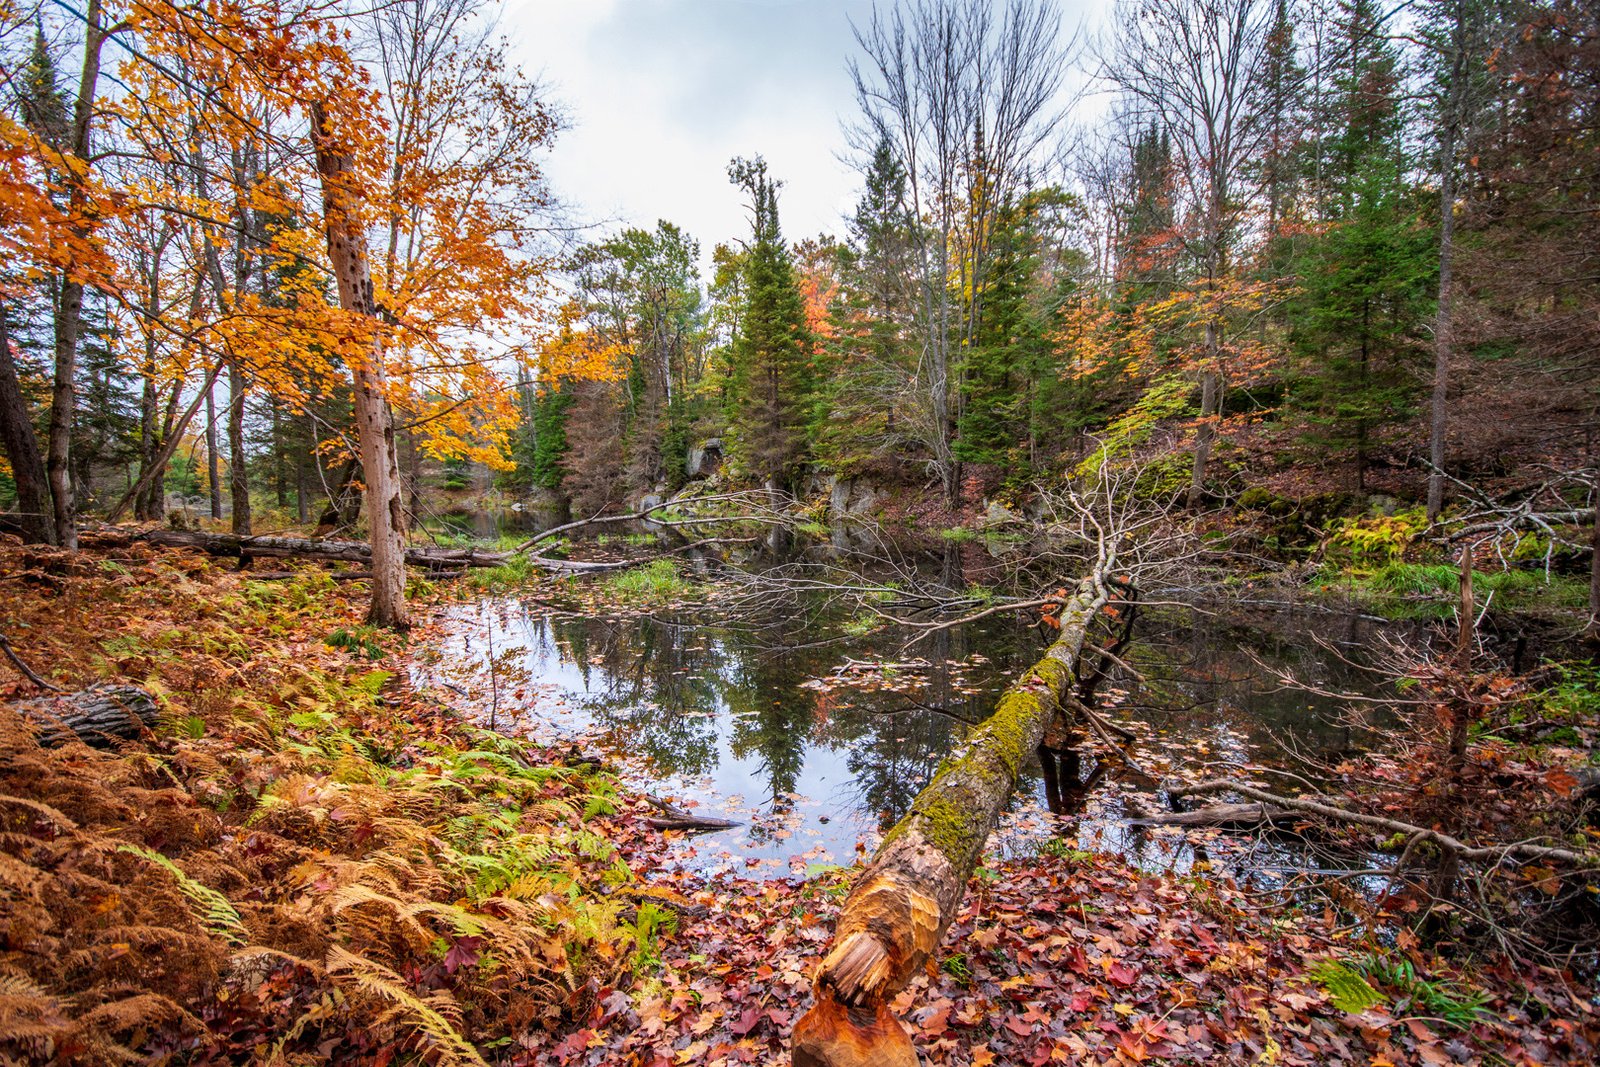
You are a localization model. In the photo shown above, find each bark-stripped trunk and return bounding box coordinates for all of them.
[311,102,409,629]
[0,304,55,544]
[793,570,1114,1067]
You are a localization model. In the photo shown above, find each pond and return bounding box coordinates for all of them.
[414,574,1397,879]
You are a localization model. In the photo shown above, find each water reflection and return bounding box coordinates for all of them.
[423,589,1394,877]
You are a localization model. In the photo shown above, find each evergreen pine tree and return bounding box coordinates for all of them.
[817,138,915,472]
[1289,0,1434,490]
[725,156,812,492]
[19,18,69,152]
[1116,124,1178,306]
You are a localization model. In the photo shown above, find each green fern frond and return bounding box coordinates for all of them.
[1309,959,1385,1014]
[326,946,489,1067]
[118,844,246,945]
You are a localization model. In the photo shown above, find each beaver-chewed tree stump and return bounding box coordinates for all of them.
[792,567,1116,1067]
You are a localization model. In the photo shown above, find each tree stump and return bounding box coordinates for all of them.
[792,571,1113,1066]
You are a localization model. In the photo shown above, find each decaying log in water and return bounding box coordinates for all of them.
[139,529,630,574]
[9,684,161,747]
[642,795,741,833]
[1172,780,1595,867]
[1125,798,1301,828]
[792,571,1113,1067]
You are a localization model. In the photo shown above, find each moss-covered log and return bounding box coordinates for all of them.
[792,573,1112,1067]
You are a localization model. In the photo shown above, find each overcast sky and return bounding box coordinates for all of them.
[504,0,1108,265]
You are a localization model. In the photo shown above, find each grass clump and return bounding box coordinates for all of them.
[602,559,696,602]
[1317,561,1589,621]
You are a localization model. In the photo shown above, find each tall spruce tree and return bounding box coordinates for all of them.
[1290,0,1434,490]
[725,157,812,493]
[819,138,915,472]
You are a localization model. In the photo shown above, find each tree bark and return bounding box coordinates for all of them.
[227,357,250,534]
[0,303,56,544]
[311,102,409,628]
[46,0,108,551]
[1588,495,1600,641]
[136,348,160,522]
[1427,124,1457,523]
[206,378,222,519]
[793,571,1113,1067]
[1189,364,1220,508]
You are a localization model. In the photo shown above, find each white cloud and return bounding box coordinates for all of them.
[505,0,867,262]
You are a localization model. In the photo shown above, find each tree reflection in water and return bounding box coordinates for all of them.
[428,587,1393,875]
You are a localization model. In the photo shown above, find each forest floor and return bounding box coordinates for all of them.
[1,534,1597,1065]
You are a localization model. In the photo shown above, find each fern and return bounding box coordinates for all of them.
[327,947,489,1067]
[1309,959,1385,1014]
[118,844,247,945]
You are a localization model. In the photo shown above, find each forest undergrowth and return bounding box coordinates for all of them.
[2,537,1597,1066]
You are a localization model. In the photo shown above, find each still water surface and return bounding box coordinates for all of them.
[419,582,1390,878]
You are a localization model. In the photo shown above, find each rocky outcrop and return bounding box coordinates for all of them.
[686,438,723,479]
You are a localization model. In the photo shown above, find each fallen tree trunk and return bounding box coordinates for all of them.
[1172,780,1595,867]
[1125,798,1301,828]
[138,529,629,574]
[9,684,161,747]
[792,570,1113,1067]
[641,795,741,833]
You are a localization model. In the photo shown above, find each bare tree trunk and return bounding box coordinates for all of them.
[295,456,309,523]
[104,362,227,523]
[1588,488,1599,641]
[1580,486,1593,643]
[1427,126,1457,522]
[136,347,160,521]
[312,102,409,629]
[206,379,222,519]
[1189,362,1219,508]
[49,283,84,547]
[793,571,1114,1067]
[227,358,250,534]
[45,0,107,551]
[0,303,55,544]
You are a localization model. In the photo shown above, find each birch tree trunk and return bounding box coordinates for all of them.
[310,102,409,629]
[206,379,222,519]
[793,570,1114,1067]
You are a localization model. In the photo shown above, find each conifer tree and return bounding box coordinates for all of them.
[1289,0,1434,490]
[725,156,812,493]
[818,138,915,472]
